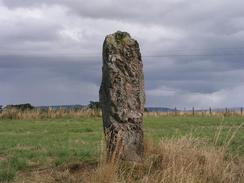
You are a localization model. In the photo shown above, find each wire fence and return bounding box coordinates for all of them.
[144,107,244,117]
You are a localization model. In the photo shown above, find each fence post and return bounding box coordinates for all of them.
[192,107,195,116]
[209,107,212,116]
[225,107,228,115]
[174,107,177,116]
[241,107,243,115]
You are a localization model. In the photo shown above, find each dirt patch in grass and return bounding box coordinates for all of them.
[14,161,98,183]
[0,155,7,163]
[66,161,97,174]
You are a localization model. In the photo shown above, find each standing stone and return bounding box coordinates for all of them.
[99,31,145,162]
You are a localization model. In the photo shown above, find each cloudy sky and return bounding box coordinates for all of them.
[0,0,244,108]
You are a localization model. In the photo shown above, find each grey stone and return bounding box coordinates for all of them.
[99,31,145,162]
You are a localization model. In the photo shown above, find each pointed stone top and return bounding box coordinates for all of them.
[105,31,136,47]
[113,31,131,40]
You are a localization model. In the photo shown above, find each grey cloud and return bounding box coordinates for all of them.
[0,55,101,84]
[0,55,101,105]
[0,0,244,107]
[3,0,244,29]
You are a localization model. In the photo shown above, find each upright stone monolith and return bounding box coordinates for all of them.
[99,31,145,162]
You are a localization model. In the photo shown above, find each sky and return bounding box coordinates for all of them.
[0,0,244,108]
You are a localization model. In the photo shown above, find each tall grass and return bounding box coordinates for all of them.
[15,136,244,183]
[0,108,102,120]
[89,132,244,183]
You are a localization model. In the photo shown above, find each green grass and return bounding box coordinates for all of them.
[144,116,244,154]
[0,116,243,182]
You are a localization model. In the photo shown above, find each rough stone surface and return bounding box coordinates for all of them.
[99,31,145,161]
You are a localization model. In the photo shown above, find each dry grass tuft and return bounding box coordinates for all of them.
[16,136,243,183]
[0,108,102,120]
[140,137,244,183]
[92,136,244,183]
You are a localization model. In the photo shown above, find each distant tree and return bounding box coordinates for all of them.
[144,107,149,112]
[88,101,101,110]
[4,103,34,111]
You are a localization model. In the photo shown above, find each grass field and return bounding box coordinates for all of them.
[0,115,243,182]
